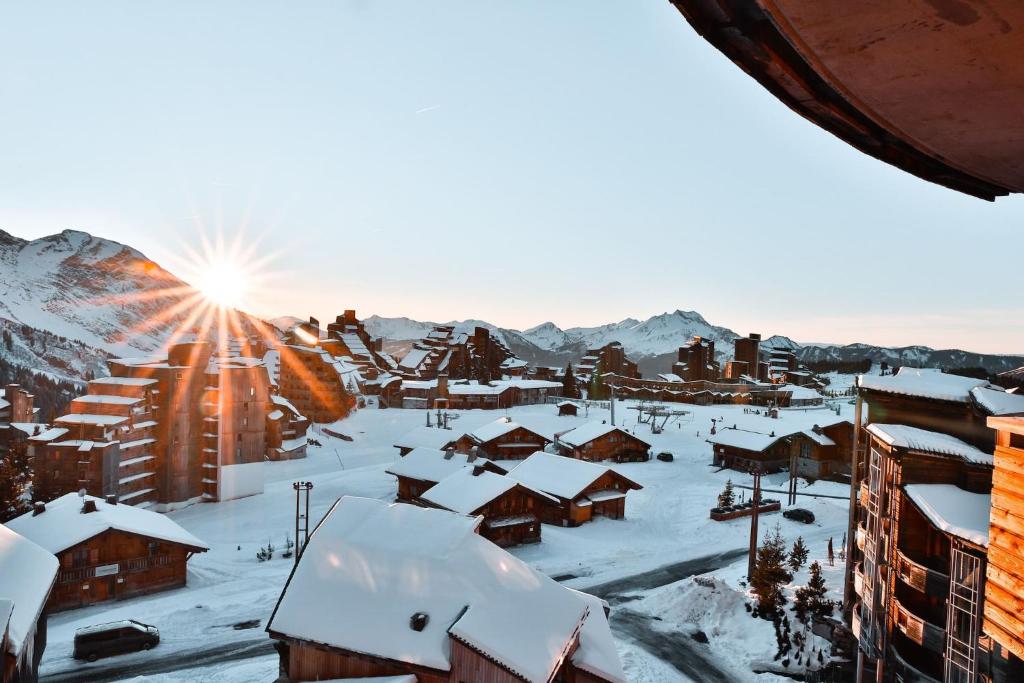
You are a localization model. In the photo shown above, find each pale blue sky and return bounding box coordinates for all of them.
[1,1,1021,353]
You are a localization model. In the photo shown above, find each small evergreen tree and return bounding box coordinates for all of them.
[0,442,32,522]
[788,536,809,573]
[718,479,735,508]
[751,524,791,617]
[562,363,580,398]
[794,561,831,624]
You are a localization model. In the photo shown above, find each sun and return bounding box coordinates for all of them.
[197,260,247,308]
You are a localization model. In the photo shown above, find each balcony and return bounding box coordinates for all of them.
[895,549,949,596]
[854,566,865,599]
[889,644,941,683]
[894,599,945,655]
[860,481,869,508]
[856,523,866,551]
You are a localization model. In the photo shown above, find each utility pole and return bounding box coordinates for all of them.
[609,383,616,426]
[747,467,762,580]
[293,481,314,566]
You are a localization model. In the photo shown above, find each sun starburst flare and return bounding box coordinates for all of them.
[84,226,289,355]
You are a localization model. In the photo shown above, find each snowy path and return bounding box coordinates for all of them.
[583,548,748,683]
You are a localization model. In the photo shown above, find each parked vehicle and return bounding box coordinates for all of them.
[656,451,674,462]
[74,620,160,662]
[783,508,815,524]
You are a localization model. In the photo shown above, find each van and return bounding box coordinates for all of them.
[73,620,160,662]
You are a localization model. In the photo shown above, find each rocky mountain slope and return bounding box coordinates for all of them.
[0,229,195,356]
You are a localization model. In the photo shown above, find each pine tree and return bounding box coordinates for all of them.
[562,363,579,398]
[0,442,32,523]
[788,536,809,573]
[718,479,735,508]
[751,524,792,617]
[794,561,831,624]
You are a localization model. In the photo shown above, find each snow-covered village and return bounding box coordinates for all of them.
[2,3,1024,683]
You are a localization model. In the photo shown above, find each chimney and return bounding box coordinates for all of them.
[472,467,484,476]
[410,612,429,632]
[81,499,98,514]
[106,494,118,505]
[32,502,46,516]
[444,447,455,460]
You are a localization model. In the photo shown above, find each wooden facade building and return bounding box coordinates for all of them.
[266,496,626,683]
[556,423,651,463]
[509,452,642,527]
[454,418,551,461]
[0,525,57,683]
[419,468,556,547]
[6,493,208,613]
[983,417,1024,677]
[386,447,507,503]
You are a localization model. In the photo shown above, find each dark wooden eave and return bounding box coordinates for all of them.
[668,0,1023,200]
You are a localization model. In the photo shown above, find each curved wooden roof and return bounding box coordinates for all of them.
[670,0,1024,200]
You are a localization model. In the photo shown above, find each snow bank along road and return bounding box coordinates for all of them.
[37,396,855,682]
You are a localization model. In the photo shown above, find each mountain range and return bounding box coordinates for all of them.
[0,229,1020,389]
[361,311,1022,376]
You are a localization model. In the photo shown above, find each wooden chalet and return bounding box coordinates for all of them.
[857,368,1024,452]
[6,493,208,613]
[0,525,57,683]
[419,468,557,548]
[709,420,852,477]
[983,417,1024,678]
[453,417,551,461]
[557,401,579,417]
[393,427,459,457]
[851,424,996,683]
[266,496,626,683]
[556,423,650,463]
[509,452,642,527]
[386,447,507,503]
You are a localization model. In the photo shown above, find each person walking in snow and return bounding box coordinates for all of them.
[827,537,834,567]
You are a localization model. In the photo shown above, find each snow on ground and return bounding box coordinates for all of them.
[37,389,856,683]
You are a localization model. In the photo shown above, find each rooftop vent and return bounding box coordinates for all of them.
[443,448,455,460]
[81,500,98,514]
[472,465,486,477]
[32,502,46,516]
[105,494,118,505]
[410,612,429,632]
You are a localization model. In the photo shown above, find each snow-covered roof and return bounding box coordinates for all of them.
[556,401,578,409]
[866,423,992,465]
[510,452,639,500]
[558,422,650,448]
[706,429,783,452]
[657,373,684,383]
[386,447,499,483]
[268,497,610,683]
[858,368,990,403]
[88,376,158,387]
[971,386,1024,416]
[0,525,58,658]
[394,427,459,451]
[903,484,991,547]
[27,428,68,444]
[72,394,142,406]
[500,357,528,368]
[571,591,627,683]
[55,413,128,426]
[420,468,555,514]
[802,429,836,447]
[779,384,823,401]
[6,493,209,554]
[469,417,542,444]
[270,394,302,417]
[399,348,431,370]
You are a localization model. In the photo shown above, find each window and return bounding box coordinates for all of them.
[72,548,90,568]
[800,442,811,459]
